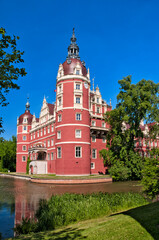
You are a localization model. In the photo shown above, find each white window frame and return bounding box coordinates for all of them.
[58,114,62,122]
[37,131,39,137]
[22,145,26,151]
[22,156,26,162]
[92,149,97,159]
[51,139,54,146]
[58,97,62,106]
[91,162,95,169]
[57,131,61,139]
[51,125,54,132]
[97,97,99,103]
[92,121,96,126]
[41,129,43,136]
[23,126,27,131]
[51,152,54,160]
[48,153,50,160]
[75,146,82,158]
[57,147,61,158]
[76,97,81,104]
[75,129,81,138]
[97,107,100,114]
[76,113,81,121]
[76,83,81,90]
[44,128,46,135]
[23,136,26,141]
[102,137,106,143]
[48,140,50,147]
[102,122,105,128]
[23,118,27,123]
[48,126,50,134]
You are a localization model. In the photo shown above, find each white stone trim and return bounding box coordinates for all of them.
[62,107,89,111]
[17,152,28,154]
[30,134,55,143]
[55,141,90,145]
[17,142,30,144]
[55,124,90,128]
[57,74,90,83]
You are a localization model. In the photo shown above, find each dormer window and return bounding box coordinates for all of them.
[97,97,99,103]
[76,70,80,75]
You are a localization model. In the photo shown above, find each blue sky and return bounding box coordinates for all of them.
[1,0,159,139]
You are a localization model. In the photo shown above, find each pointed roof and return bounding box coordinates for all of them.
[67,28,80,60]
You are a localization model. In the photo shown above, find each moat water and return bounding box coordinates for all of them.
[0,176,142,239]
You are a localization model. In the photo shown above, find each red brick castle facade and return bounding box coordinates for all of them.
[16,30,159,175]
[16,29,112,175]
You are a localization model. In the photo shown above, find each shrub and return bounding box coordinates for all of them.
[108,162,131,181]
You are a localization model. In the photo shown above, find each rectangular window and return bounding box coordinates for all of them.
[22,156,26,162]
[92,121,96,126]
[58,114,62,122]
[48,140,50,147]
[22,145,26,151]
[75,146,81,158]
[76,83,80,90]
[57,147,61,158]
[48,153,50,160]
[51,139,54,146]
[51,152,53,160]
[51,125,54,132]
[97,97,99,103]
[23,118,27,123]
[57,131,61,139]
[44,141,46,147]
[75,129,81,138]
[48,126,50,134]
[23,126,27,131]
[102,137,106,143]
[76,70,80,75]
[58,97,62,106]
[92,149,97,159]
[23,136,26,141]
[41,129,43,136]
[91,162,95,169]
[92,136,96,142]
[76,97,80,104]
[76,113,81,121]
[44,128,46,135]
[37,131,39,137]
[58,85,62,92]
[102,122,105,128]
[97,107,100,113]
[31,134,32,140]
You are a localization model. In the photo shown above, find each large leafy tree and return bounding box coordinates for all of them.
[100,76,159,180]
[0,136,17,172]
[0,27,26,132]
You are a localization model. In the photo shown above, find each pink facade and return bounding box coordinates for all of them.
[16,30,158,175]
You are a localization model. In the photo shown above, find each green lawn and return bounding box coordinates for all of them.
[0,172,111,180]
[10,202,159,240]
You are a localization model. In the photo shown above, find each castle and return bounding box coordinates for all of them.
[16,29,112,175]
[16,30,159,175]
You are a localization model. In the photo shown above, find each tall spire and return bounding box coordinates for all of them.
[67,28,80,60]
[25,97,30,111]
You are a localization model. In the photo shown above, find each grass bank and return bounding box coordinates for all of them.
[11,201,159,240]
[15,192,148,235]
[0,172,111,179]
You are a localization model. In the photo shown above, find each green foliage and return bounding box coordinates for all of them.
[100,76,159,181]
[141,149,159,199]
[26,157,31,174]
[15,218,37,235]
[0,136,16,172]
[108,162,131,181]
[0,27,27,132]
[15,192,148,234]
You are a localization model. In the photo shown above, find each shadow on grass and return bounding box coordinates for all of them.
[112,202,159,240]
[17,227,87,240]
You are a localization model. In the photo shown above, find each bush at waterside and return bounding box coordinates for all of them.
[15,192,148,234]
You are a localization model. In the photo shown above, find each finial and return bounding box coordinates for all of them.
[25,97,30,111]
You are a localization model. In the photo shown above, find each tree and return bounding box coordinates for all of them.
[100,76,159,181]
[0,136,17,172]
[141,148,159,199]
[0,27,27,133]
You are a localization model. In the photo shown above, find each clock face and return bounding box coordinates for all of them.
[84,82,88,89]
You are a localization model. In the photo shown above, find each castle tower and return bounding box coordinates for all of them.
[55,29,91,175]
[16,99,33,173]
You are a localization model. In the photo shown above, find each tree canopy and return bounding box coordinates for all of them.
[0,27,26,132]
[100,76,159,181]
